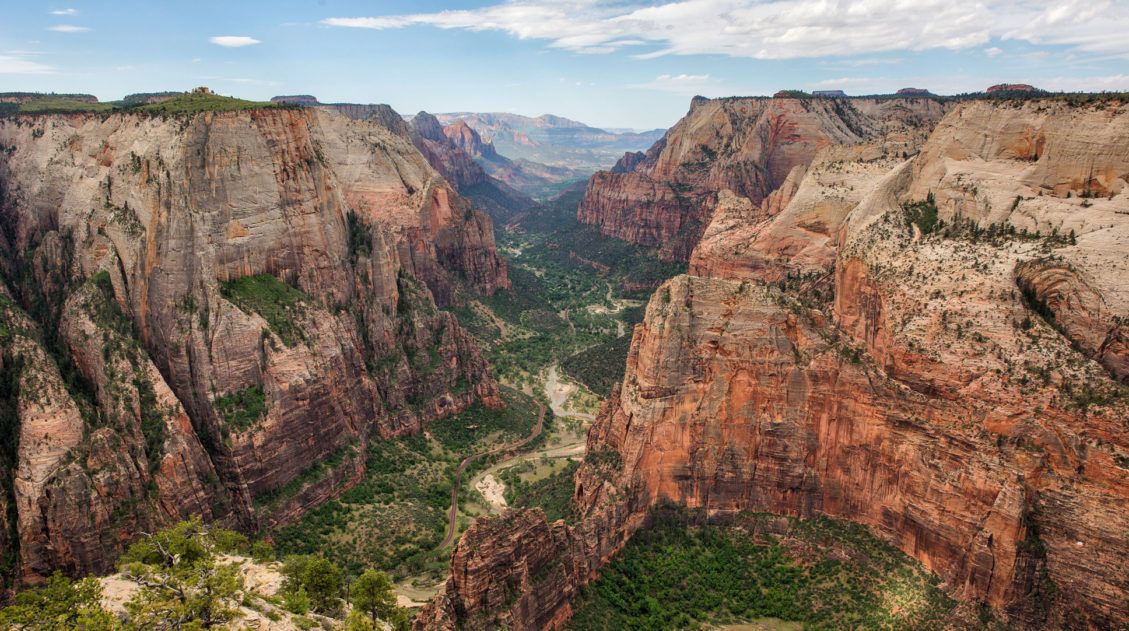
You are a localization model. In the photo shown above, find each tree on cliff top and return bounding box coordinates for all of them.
[351,569,409,629]
[118,518,247,630]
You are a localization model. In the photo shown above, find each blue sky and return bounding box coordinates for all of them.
[2,0,1127,129]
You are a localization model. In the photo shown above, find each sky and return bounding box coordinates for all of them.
[1,0,1128,130]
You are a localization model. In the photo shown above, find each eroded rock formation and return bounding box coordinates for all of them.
[578,95,951,260]
[407,112,535,221]
[0,106,506,583]
[422,98,1129,630]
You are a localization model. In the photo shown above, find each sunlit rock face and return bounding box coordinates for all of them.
[0,106,505,583]
[578,95,951,261]
[421,98,1129,630]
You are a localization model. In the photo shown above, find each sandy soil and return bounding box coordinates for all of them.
[475,474,509,512]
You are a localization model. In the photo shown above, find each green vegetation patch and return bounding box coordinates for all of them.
[134,92,276,115]
[272,387,542,579]
[516,187,686,298]
[561,306,643,396]
[220,274,309,346]
[560,334,632,397]
[903,193,940,235]
[501,459,579,523]
[14,98,115,114]
[568,507,968,631]
[213,384,267,432]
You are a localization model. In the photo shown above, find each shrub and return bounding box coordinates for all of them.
[0,573,115,630]
[284,586,311,615]
[903,193,939,235]
[213,384,268,431]
[220,274,309,347]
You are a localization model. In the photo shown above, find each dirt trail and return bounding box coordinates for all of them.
[440,399,546,549]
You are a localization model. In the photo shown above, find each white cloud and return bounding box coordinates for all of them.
[984,47,1004,57]
[0,54,56,75]
[50,8,77,16]
[48,24,90,33]
[209,36,261,48]
[321,0,1129,60]
[629,73,736,96]
[820,57,903,68]
[1040,74,1129,92]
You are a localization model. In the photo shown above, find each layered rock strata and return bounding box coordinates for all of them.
[578,95,950,260]
[0,106,506,583]
[421,99,1129,630]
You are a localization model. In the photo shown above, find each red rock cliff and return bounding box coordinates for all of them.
[421,99,1129,630]
[577,96,950,260]
[0,106,506,583]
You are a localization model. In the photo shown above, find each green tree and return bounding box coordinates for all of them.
[283,586,311,615]
[118,519,246,629]
[0,572,117,630]
[302,557,343,614]
[122,562,243,630]
[343,609,376,631]
[350,569,398,624]
[281,555,342,614]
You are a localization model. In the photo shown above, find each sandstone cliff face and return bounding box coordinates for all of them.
[323,103,412,137]
[578,96,950,260]
[422,99,1129,630]
[416,510,587,631]
[0,106,505,583]
[407,112,535,222]
[411,113,489,190]
[442,120,501,162]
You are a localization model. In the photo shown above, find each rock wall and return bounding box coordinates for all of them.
[408,112,536,222]
[0,106,506,584]
[411,113,489,190]
[578,96,950,260]
[421,99,1129,630]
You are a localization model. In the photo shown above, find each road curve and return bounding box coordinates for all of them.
[439,399,547,549]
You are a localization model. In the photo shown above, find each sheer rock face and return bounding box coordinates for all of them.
[323,103,412,138]
[0,107,504,582]
[578,96,950,261]
[415,510,588,631]
[410,112,490,190]
[421,100,1129,630]
[442,120,501,162]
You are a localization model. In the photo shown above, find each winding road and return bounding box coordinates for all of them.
[439,398,547,549]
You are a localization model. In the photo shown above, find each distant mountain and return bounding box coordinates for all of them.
[409,112,537,219]
[438,117,588,201]
[433,112,665,173]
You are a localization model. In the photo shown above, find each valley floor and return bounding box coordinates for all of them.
[271,194,663,608]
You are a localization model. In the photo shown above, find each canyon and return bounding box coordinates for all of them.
[0,105,508,585]
[419,96,1129,630]
[434,112,663,177]
[0,90,1126,631]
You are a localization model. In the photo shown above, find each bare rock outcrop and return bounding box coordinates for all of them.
[422,98,1129,630]
[410,112,489,190]
[578,95,950,260]
[416,510,587,631]
[0,106,506,583]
